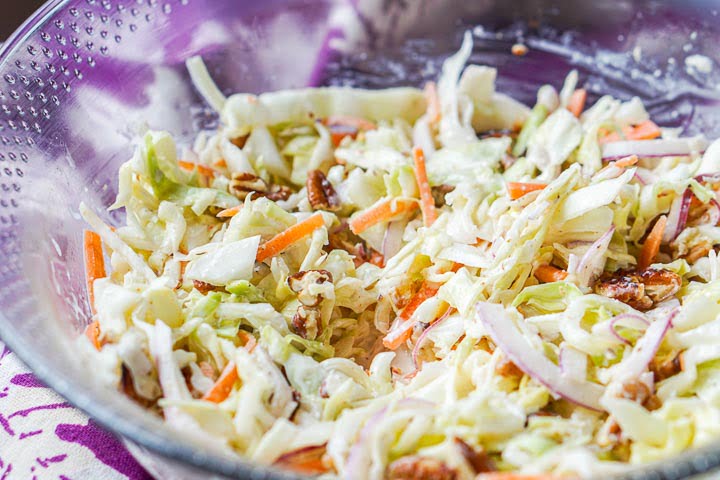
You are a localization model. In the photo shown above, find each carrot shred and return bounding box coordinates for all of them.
[216,205,243,218]
[383,281,440,350]
[638,215,667,270]
[85,320,102,351]
[237,330,257,352]
[349,198,419,235]
[610,154,638,168]
[213,158,227,168]
[202,361,238,403]
[256,213,325,263]
[84,230,106,314]
[534,265,568,283]
[178,160,216,178]
[506,182,547,200]
[424,81,441,124]
[567,88,587,117]
[624,120,661,141]
[412,147,438,227]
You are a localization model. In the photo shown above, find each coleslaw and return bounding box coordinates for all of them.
[79,31,720,478]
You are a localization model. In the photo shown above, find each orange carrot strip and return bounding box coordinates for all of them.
[85,320,102,351]
[178,160,216,178]
[383,281,440,350]
[507,182,547,200]
[624,120,661,141]
[534,265,568,283]
[638,215,667,270]
[237,330,257,352]
[412,147,438,227]
[213,158,228,168]
[216,205,243,218]
[202,361,238,403]
[424,81,441,124]
[84,230,106,314]
[567,88,587,117]
[256,214,325,263]
[610,154,638,168]
[349,198,419,235]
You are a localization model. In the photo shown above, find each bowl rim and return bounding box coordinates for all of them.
[1,1,720,479]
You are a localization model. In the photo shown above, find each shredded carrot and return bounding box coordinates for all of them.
[412,147,438,227]
[237,330,257,352]
[202,361,238,403]
[534,265,568,283]
[424,81,441,124]
[383,281,440,350]
[213,158,227,168]
[178,160,216,178]
[84,230,106,313]
[610,154,638,168]
[638,215,667,270]
[274,445,329,475]
[506,182,547,200]
[349,198,419,235]
[567,88,587,117]
[216,205,243,218]
[256,213,325,263]
[600,120,662,144]
[85,320,102,351]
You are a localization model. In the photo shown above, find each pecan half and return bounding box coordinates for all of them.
[230,172,292,202]
[292,305,322,340]
[594,268,681,311]
[386,456,457,480]
[453,437,495,474]
[287,270,334,307]
[306,170,340,211]
[431,184,455,208]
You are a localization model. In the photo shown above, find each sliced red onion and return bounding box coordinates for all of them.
[412,307,456,370]
[559,344,587,382]
[695,172,720,184]
[663,189,693,242]
[344,407,387,480]
[382,220,406,260]
[612,309,677,381]
[476,302,604,411]
[602,138,708,161]
[607,313,650,345]
[572,225,615,287]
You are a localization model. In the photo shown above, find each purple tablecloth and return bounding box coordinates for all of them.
[0,341,152,479]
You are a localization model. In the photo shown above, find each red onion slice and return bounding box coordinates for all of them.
[382,220,406,260]
[412,307,456,370]
[476,302,604,411]
[612,309,677,382]
[663,189,693,242]
[572,225,615,287]
[606,313,650,345]
[602,138,708,161]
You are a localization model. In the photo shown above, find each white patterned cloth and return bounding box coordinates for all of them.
[0,341,151,480]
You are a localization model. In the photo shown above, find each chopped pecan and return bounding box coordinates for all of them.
[307,170,340,211]
[650,353,682,383]
[287,270,334,307]
[292,305,322,340]
[386,456,457,480]
[230,172,292,202]
[495,356,524,378]
[618,380,651,405]
[230,135,249,149]
[453,437,495,474]
[326,226,383,268]
[683,244,711,263]
[193,280,220,295]
[594,268,681,311]
[431,184,455,208]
